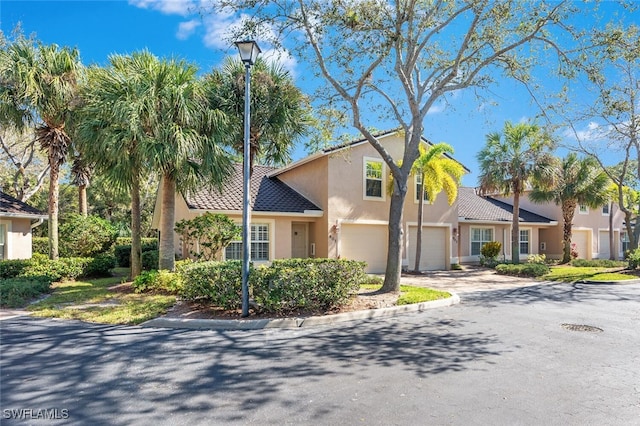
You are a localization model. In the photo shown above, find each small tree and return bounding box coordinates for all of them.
[174,213,240,261]
[59,214,118,258]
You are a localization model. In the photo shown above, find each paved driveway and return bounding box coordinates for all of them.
[1,281,639,425]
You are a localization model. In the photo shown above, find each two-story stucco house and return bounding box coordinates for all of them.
[153,130,468,273]
[153,129,627,271]
[0,191,47,260]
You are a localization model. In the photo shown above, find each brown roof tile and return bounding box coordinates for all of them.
[0,191,46,217]
[185,164,321,213]
[458,187,554,223]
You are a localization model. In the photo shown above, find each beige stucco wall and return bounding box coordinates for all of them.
[1,217,33,259]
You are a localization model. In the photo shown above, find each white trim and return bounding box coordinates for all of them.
[518,227,532,256]
[223,219,276,264]
[339,219,389,226]
[469,225,495,257]
[0,220,9,260]
[458,217,559,227]
[0,212,48,220]
[413,173,430,204]
[362,156,386,201]
[601,203,610,216]
[578,204,589,215]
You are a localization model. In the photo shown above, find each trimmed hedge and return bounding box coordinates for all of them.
[252,259,366,314]
[142,250,159,271]
[0,277,52,308]
[32,237,49,255]
[571,259,627,268]
[114,239,158,267]
[177,258,367,313]
[495,263,550,277]
[132,270,183,294]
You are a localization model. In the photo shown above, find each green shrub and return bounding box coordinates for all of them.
[32,237,49,255]
[179,260,243,309]
[495,263,550,277]
[627,248,640,269]
[481,241,502,258]
[84,254,116,277]
[571,259,627,268]
[0,259,31,279]
[114,240,159,267]
[142,250,159,271]
[527,254,547,264]
[252,259,366,314]
[59,214,118,257]
[0,277,52,308]
[174,213,239,261]
[20,257,90,282]
[132,270,183,294]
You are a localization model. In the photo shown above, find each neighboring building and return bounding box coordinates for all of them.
[152,129,625,271]
[0,191,47,260]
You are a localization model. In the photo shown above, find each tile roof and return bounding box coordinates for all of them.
[0,191,46,218]
[458,187,555,224]
[185,164,321,213]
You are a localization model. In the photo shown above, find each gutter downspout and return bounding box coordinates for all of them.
[31,218,44,229]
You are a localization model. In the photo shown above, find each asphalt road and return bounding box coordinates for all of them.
[1,281,639,425]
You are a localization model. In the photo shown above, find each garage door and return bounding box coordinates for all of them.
[598,231,611,259]
[408,226,447,271]
[340,224,388,273]
[571,230,590,260]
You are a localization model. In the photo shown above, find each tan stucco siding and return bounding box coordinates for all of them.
[1,217,33,259]
[276,156,328,209]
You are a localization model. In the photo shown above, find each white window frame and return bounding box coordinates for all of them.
[363,157,386,201]
[224,222,272,263]
[602,203,610,216]
[519,228,531,255]
[0,220,9,261]
[578,204,589,214]
[414,173,430,204]
[470,227,494,256]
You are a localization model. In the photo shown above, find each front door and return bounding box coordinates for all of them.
[291,223,308,258]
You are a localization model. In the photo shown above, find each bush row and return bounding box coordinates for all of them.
[495,263,550,277]
[0,254,115,282]
[114,239,158,267]
[571,259,627,268]
[0,277,52,308]
[132,258,367,314]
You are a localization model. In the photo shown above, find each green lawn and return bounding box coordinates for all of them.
[543,266,637,283]
[27,267,176,325]
[360,283,450,304]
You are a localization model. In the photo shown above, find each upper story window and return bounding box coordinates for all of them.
[414,173,430,203]
[364,158,385,200]
[578,204,589,214]
[602,203,610,215]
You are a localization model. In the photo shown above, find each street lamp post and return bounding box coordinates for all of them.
[235,40,261,318]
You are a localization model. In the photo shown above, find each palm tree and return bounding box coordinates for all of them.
[1,34,81,259]
[529,153,610,263]
[76,51,232,273]
[70,155,91,217]
[411,142,465,272]
[477,121,555,264]
[205,57,311,174]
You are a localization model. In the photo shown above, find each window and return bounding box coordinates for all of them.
[602,203,610,215]
[225,224,270,261]
[579,204,589,214]
[414,173,429,202]
[519,229,530,255]
[471,227,494,256]
[0,224,5,260]
[364,158,384,199]
[621,232,630,254]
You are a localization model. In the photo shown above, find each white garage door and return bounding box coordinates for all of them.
[340,224,388,273]
[571,230,590,260]
[598,231,611,259]
[408,226,447,271]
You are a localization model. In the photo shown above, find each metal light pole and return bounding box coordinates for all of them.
[235,40,261,318]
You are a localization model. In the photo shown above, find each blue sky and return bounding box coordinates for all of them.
[1,1,637,186]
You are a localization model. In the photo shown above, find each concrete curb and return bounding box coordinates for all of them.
[579,278,640,285]
[141,292,461,331]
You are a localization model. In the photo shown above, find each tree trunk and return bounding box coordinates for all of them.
[380,176,408,293]
[48,161,60,260]
[561,200,576,264]
[609,203,615,260]
[158,175,176,271]
[511,192,521,264]
[413,175,425,272]
[130,177,142,279]
[78,184,88,217]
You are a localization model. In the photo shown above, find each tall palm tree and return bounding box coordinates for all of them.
[205,57,311,174]
[1,35,81,259]
[76,51,232,273]
[477,121,555,264]
[530,153,610,263]
[70,155,91,217]
[411,142,465,272]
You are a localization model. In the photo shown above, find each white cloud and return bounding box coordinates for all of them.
[177,19,200,40]
[261,49,298,78]
[128,0,196,17]
[426,103,446,115]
